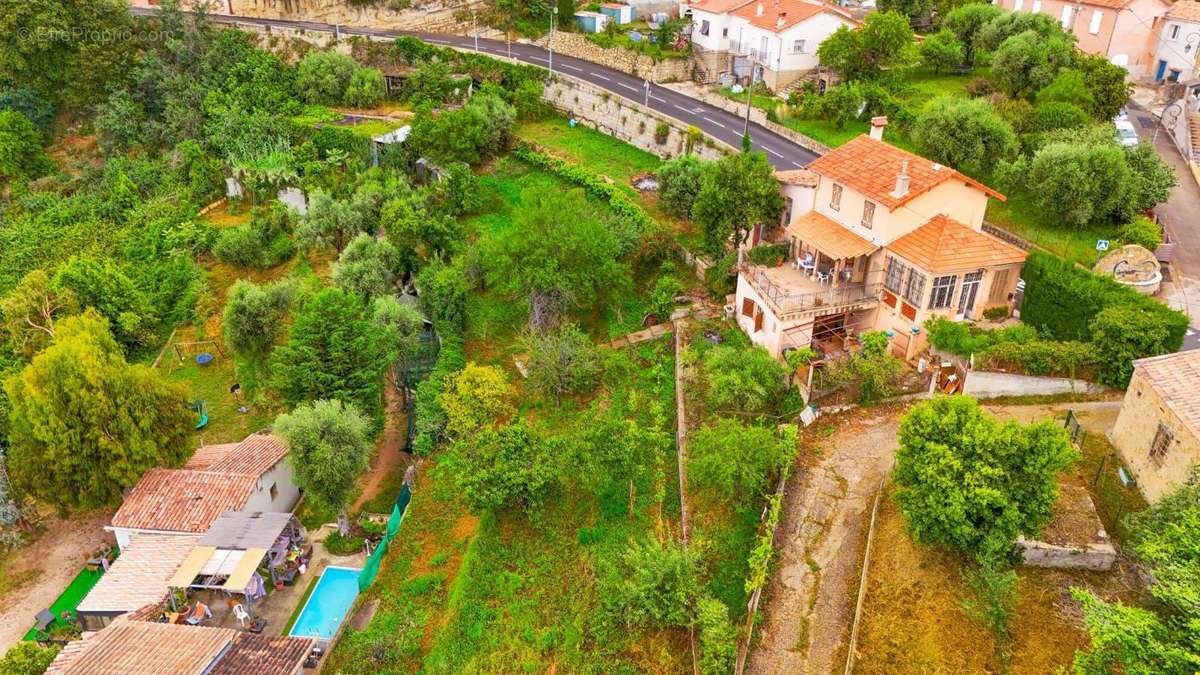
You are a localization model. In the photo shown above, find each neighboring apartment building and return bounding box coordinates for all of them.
[992,0,1170,77]
[1150,1,1200,81]
[734,118,1026,360]
[688,0,857,89]
[108,431,299,549]
[1109,350,1200,503]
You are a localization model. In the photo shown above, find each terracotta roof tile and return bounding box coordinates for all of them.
[786,210,878,259]
[77,534,199,614]
[207,433,289,476]
[184,443,240,470]
[731,0,854,31]
[885,215,1027,273]
[112,469,258,534]
[775,168,819,187]
[1132,350,1200,439]
[1168,0,1200,21]
[209,633,315,675]
[46,621,234,675]
[808,135,1004,210]
[689,0,756,13]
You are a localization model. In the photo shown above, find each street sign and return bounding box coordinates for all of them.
[1096,239,1110,251]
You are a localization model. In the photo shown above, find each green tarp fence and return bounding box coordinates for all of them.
[358,483,413,592]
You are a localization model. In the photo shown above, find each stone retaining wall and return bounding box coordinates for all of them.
[207,0,476,32]
[962,370,1106,398]
[663,83,832,156]
[543,74,732,161]
[1016,538,1117,571]
[535,32,693,83]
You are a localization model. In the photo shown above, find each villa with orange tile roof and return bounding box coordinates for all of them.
[686,0,856,89]
[108,431,299,550]
[735,118,1027,361]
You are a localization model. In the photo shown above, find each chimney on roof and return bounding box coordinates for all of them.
[869,115,887,140]
[756,2,764,16]
[891,159,910,199]
[777,12,787,27]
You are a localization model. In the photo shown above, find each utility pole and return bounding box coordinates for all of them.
[548,6,559,78]
[743,59,755,139]
[644,79,650,106]
[472,8,479,52]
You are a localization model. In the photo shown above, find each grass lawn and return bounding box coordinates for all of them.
[986,196,1114,268]
[516,118,661,187]
[1072,431,1148,542]
[23,567,103,640]
[161,334,277,447]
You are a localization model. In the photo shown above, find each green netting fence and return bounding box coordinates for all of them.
[358,483,412,592]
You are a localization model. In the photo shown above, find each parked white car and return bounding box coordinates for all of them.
[1114,119,1139,148]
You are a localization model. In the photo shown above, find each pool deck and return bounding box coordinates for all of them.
[190,530,365,637]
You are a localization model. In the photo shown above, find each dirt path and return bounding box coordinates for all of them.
[353,377,411,512]
[0,511,112,654]
[748,409,903,675]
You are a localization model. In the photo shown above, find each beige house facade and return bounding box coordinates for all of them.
[992,0,1171,77]
[1109,350,1200,503]
[735,119,1026,361]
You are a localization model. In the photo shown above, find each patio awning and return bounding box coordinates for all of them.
[786,211,878,260]
[169,545,217,588]
[222,547,267,592]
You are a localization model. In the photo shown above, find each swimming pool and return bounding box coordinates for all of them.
[288,566,361,640]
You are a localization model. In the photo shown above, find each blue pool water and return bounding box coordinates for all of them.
[289,566,361,639]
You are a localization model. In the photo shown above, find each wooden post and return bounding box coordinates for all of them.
[833,258,844,288]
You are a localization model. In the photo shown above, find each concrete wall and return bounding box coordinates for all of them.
[244,461,302,513]
[1017,538,1117,571]
[535,32,694,82]
[962,370,1105,398]
[1110,368,1200,503]
[542,74,732,160]
[151,0,477,34]
[663,83,832,154]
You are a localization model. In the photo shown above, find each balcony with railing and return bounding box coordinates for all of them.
[745,264,882,319]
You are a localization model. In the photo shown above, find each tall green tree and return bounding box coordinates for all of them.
[991,31,1073,99]
[892,395,1077,563]
[410,93,516,165]
[271,287,390,420]
[522,323,602,403]
[0,270,76,359]
[446,422,558,513]
[221,279,296,365]
[817,12,917,81]
[941,3,1002,63]
[974,10,1067,53]
[440,363,516,441]
[919,30,965,73]
[603,538,701,628]
[332,234,402,299]
[274,399,373,535]
[689,419,795,501]
[1073,52,1132,120]
[656,154,707,220]
[294,51,359,105]
[0,0,133,106]
[700,343,789,415]
[692,152,783,257]
[4,312,192,509]
[913,96,1017,174]
[483,186,628,329]
[0,110,51,186]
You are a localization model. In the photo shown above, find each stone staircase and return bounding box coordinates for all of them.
[1188,112,1200,163]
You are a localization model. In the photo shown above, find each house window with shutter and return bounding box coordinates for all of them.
[830,184,842,211]
[1088,10,1103,34]
[884,257,906,294]
[904,270,927,306]
[861,201,875,229]
[989,269,1011,303]
[753,308,764,332]
[742,298,755,317]
[1149,423,1174,463]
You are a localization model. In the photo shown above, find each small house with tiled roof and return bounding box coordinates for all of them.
[45,616,314,675]
[108,431,299,550]
[687,0,857,89]
[993,0,1169,77]
[735,121,1026,360]
[1109,350,1200,503]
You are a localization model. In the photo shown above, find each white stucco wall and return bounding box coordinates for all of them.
[1151,18,1200,80]
[243,461,302,513]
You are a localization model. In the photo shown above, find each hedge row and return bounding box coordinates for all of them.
[410,334,466,456]
[1021,251,1187,345]
[513,145,657,235]
[977,339,1099,379]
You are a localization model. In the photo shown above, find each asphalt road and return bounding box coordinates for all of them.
[129,7,820,169]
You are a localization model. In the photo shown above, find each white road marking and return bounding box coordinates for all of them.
[792,162,804,168]
[673,104,694,115]
[702,116,725,128]
[616,82,638,91]
[764,148,784,158]
[650,95,667,103]
[529,56,548,62]
[562,63,584,71]
[593,73,612,81]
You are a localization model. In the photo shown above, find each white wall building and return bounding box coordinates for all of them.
[1151,1,1200,81]
[688,0,856,89]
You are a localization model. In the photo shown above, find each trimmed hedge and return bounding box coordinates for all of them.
[1020,251,1187,386]
[978,339,1099,378]
[411,335,466,456]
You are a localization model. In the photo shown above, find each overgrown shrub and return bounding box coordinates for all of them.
[746,243,790,267]
[211,203,295,269]
[1118,216,1162,251]
[977,339,1098,377]
[925,316,1038,356]
[697,597,737,675]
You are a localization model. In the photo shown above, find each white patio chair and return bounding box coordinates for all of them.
[233,603,250,628]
